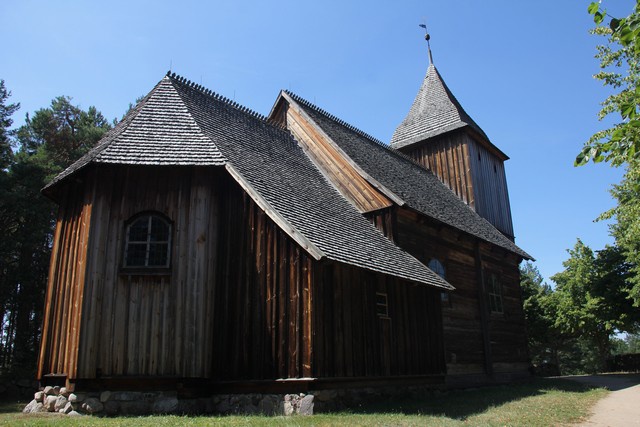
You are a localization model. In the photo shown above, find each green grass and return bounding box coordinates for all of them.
[0,378,607,426]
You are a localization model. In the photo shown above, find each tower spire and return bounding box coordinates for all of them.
[419,23,433,64]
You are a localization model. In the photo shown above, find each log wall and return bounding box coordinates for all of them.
[395,208,528,375]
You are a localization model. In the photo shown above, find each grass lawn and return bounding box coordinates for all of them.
[0,378,607,426]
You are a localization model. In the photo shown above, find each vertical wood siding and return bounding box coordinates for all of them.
[40,165,450,384]
[403,131,514,240]
[467,141,514,240]
[75,165,220,379]
[312,263,446,378]
[37,179,93,380]
[405,131,475,207]
[211,179,314,380]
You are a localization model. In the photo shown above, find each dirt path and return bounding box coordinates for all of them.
[563,374,640,426]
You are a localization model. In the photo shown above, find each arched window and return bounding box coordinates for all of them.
[123,213,172,268]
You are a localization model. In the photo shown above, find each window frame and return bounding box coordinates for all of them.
[428,258,451,307]
[121,211,173,274]
[375,292,390,319]
[486,272,504,314]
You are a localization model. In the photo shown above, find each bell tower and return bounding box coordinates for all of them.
[391,30,514,240]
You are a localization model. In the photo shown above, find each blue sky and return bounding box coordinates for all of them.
[1,0,632,283]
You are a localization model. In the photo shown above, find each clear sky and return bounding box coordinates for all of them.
[1,0,632,283]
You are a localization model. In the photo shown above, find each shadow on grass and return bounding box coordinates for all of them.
[0,401,26,414]
[346,378,598,420]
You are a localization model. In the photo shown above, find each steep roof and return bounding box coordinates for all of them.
[285,91,532,260]
[390,64,505,159]
[45,73,453,290]
[46,78,228,189]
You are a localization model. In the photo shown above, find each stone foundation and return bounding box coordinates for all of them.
[22,382,444,417]
[23,386,315,417]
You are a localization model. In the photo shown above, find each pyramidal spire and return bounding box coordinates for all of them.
[390,30,489,150]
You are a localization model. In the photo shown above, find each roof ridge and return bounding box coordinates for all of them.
[166,71,268,122]
[284,90,439,176]
[284,90,389,146]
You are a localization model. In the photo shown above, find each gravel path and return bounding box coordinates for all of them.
[563,374,640,426]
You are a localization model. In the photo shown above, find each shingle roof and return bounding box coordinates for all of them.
[390,64,496,154]
[45,77,227,189]
[45,73,453,290]
[286,91,532,260]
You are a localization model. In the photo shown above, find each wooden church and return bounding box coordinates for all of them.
[37,43,532,399]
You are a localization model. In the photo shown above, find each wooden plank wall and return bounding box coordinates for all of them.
[394,208,528,375]
[37,179,94,381]
[364,208,396,242]
[401,130,514,240]
[40,164,453,384]
[211,178,314,380]
[466,138,514,240]
[75,165,220,379]
[479,243,529,373]
[312,262,446,378]
[283,101,393,214]
[403,130,475,207]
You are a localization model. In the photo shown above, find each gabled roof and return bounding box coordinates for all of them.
[285,91,532,260]
[390,65,506,160]
[45,73,453,290]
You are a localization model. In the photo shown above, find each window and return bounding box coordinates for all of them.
[123,213,171,269]
[376,292,389,318]
[428,258,450,304]
[486,273,503,314]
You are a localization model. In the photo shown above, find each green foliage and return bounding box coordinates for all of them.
[550,240,639,372]
[0,80,20,170]
[520,263,562,371]
[0,89,110,373]
[611,332,640,354]
[15,96,110,178]
[578,1,640,166]
[600,160,640,306]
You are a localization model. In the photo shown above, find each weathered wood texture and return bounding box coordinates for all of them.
[401,130,514,240]
[467,139,514,240]
[365,208,396,242]
[403,130,475,207]
[312,262,446,378]
[395,208,527,375]
[39,164,448,386]
[37,178,93,381]
[75,165,220,379]
[211,177,314,380]
[281,100,393,213]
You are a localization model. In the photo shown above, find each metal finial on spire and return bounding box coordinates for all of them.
[419,23,433,64]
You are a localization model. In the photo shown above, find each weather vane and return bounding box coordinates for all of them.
[419,22,434,64]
